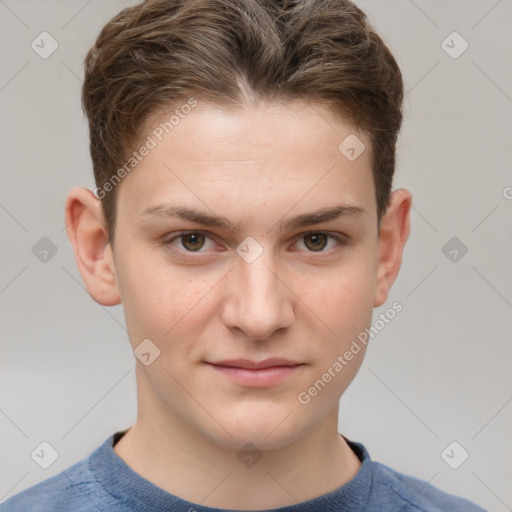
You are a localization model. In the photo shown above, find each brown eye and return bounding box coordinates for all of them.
[303,233,328,251]
[181,233,205,251]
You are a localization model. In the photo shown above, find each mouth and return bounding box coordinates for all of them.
[205,358,305,387]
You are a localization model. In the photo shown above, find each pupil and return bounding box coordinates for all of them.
[183,233,204,251]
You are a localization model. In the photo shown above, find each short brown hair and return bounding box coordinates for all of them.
[82,0,404,248]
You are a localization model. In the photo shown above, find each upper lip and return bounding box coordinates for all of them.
[207,358,303,370]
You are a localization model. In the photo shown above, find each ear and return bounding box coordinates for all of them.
[373,189,412,307]
[64,187,121,306]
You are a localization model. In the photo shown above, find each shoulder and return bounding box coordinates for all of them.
[369,459,488,512]
[0,450,118,512]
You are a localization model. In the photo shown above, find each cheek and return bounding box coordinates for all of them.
[114,246,216,344]
[294,259,376,336]
[293,269,374,411]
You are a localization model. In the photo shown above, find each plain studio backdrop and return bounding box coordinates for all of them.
[0,1,511,510]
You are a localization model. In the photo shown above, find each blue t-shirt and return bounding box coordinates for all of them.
[0,431,487,511]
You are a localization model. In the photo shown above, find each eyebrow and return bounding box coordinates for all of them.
[138,203,365,230]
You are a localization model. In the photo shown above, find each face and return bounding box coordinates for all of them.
[109,101,382,451]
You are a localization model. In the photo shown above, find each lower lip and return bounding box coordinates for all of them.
[207,364,303,387]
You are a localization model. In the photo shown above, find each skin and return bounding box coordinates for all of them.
[65,100,411,510]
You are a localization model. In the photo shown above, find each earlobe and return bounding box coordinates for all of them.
[373,189,412,307]
[64,187,121,306]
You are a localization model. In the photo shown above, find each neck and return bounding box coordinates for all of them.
[114,407,361,509]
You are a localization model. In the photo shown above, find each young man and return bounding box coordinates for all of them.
[1,0,487,510]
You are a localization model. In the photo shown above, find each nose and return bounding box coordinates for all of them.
[220,246,295,341]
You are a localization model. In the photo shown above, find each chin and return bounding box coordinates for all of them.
[203,405,308,452]
[209,428,303,454]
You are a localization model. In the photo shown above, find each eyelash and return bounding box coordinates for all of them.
[162,230,347,256]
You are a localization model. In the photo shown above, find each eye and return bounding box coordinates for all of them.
[163,230,344,256]
[164,231,217,252]
[295,232,342,252]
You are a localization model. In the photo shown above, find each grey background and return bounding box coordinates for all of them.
[0,1,510,510]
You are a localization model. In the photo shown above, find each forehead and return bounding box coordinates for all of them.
[115,100,375,220]
[155,100,369,161]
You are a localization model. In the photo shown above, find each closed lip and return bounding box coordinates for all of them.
[206,358,303,370]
